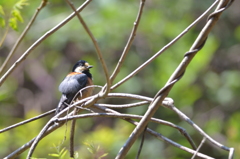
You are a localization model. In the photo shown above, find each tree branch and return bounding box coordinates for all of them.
[0,109,55,133]
[110,0,146,83]
[0,0,48,76]
[111,0,219,90]
[116,1,233,158]
[0,0,92,87]
[65,0,110,97]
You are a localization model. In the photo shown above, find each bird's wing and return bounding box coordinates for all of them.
[55,94,68,114]
[56,73,88,114]
[59,73,88,95]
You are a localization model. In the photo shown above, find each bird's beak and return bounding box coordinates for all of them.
[87,65,93,69]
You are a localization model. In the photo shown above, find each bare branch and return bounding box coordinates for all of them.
[69,109,78,157]
[2,1,235,158]
[0,0,92,87]
[92,104,197,150]
[111,0,219,90]
[228,148,235,159]
[65,0,110,97]
[165,103,230,151]
[96,101,149,109]
[107,85,232,155]
[27,119,55,158]
[5,122,65,159]
[166,0,234,85]
[0,23,9,47]
[116,1,233,158]
[58,113,212,159]
[191,137,206,159]
[110,0,146,83]
[146,127,214,159]
[0,109,55,133]
[135,126,146,159]
[0,0,48,76]
[6,111,204,159]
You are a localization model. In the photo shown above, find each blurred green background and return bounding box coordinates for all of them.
[0,0,239,158]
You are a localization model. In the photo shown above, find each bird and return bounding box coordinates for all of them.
[55,60,93,114]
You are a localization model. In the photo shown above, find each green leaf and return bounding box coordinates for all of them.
[14,0,29,10]
[83,141,91,148]
[7,0,29,31]
[9,17,18,31]
[48,153,60,157]
[96,145,100,151]
[99,153,108,159]
[0,5,5,15]
[87,147,94,154]
[11,9,23,22]
[0,16,5,27]
[59,147,66,156]
[60,149,67,158]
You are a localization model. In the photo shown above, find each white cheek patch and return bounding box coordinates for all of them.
[74,67,84,73]
[85,63,90,67]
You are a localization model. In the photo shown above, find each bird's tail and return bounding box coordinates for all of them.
[55,95,69,114]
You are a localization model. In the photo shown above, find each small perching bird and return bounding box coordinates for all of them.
[56,60,93,114]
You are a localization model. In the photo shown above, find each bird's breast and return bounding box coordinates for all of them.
[76,77,93,100]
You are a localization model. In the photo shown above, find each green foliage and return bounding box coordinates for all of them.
[0,0,29,30]
[234,25,240,41]
[205,119,222,135]
[9,0,29,31]
[0,5,4,15]
[48,143,68,159]
[0,0,29,46]
[83,141,108,159]
[9,16,18,30]
[0,5,5,27]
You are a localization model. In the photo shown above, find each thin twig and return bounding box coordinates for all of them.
[71,92,162,108]
[0,24,9,47]
[27,119,55,158]
[5,121,65,159]
[107,93,153,101]
[135,126,146,159]
[145,127,214,159]
[0,109,55,133]
[166,103,230,151]
[96,105,204,159]
[59,112,180,131]
[111,0,219,90]
[166,0,233,85]
[0,0,48,76]
[109,0,146,83]
[116,0,233,158]
[0,0,92,87]
[65,94,96,143]
[191,137,206,159]
[94,104,197,150]
[96,104,197,158]
[65,0,110,97]
[69,109,78,157]
[228,148,235,159]
[72,92,173,108]
[58,112,211,159]
[26,107,81,158]
[5,110,206,159]
[26,98,89,158]
[96,101,149,109]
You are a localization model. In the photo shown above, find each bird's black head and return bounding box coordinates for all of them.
[72,60,93,77]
